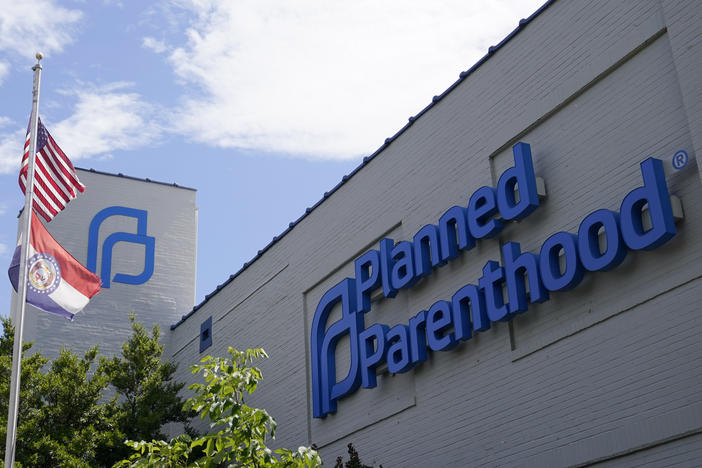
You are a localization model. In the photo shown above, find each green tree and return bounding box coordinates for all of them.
[0,317,47,466]
[116,347,321,468]
[0,315,195,467]
[22,346,114,467]
[97,315,195,465]
[0,317,113,466]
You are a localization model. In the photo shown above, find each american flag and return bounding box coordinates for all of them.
[19,117,85,222]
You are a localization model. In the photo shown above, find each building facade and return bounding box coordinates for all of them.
[167,0,702,466]
[17,169,197,361]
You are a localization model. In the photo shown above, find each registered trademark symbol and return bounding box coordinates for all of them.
[672,150,688,170]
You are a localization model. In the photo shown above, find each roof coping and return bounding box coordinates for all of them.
[76,167,197,192]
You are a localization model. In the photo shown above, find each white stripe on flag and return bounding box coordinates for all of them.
[49,280,90,316]
[36,150,72,201]
[22,231,92,316]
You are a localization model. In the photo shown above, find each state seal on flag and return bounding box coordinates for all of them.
[27,253,61,295]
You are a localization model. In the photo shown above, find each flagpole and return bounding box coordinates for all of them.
[5,52,43,467]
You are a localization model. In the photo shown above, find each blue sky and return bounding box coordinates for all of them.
[0,0,545,315]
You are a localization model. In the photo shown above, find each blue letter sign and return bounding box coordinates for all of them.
[310,143,680,418]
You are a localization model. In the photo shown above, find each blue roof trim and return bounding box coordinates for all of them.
[76,167,197,192]
[171,0,554,330]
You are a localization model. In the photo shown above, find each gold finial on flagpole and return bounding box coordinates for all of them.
[34,52,43,69]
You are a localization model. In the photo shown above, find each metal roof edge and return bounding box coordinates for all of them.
[76,167,197,192]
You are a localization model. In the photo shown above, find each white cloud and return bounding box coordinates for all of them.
[0,83,160,174]
[0,127,25,174]
[142,36,168,54]
[0,0,82,58]
[0,61,8,85]
[51,83,161,161]
[160,0,545,160]
[0,243,7,257]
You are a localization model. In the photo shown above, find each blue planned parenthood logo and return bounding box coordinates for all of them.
[672,150,688,170]
[87,206,155,288]
[310,142,680,419]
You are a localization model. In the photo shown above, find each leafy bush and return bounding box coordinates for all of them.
[115,347,321,468]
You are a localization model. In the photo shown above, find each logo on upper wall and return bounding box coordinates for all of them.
[87,206,155,288]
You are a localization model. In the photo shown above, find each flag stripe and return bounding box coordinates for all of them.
[18,117,84,222]
[30,159,69,208]
[27,181,61,217]
[19,173,57,221]
[29,195,53,222]
[27,213,101,298]
[20,170,62,216]
[20,165,64,218]
[44,139,81,195]
[7,250,76,320]
[46,278,91,316]
[20,241,96,310]
[46,135,85,192]
[36,149,73,202]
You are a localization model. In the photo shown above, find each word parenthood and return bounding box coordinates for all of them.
[311,142,678,418]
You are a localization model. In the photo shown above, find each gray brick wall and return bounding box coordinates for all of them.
[19,170,197,362]
[168,0,702,465]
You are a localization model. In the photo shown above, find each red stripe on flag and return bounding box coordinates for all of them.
[46,135,85,193]
[33,157,70,206]
[29,212,101,298]
[21,173,59,222]
[44,147,78,198]
[32,175,65,215]
[31,200,53,223]
[36,149,73,202]
[32,190,59,219]
[22,169,62,215]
